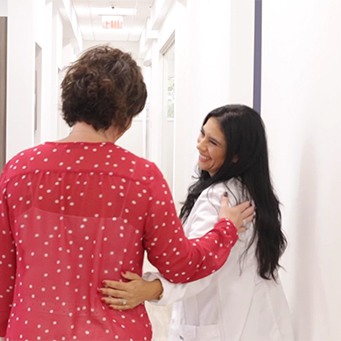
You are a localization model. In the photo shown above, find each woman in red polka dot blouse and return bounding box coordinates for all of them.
[0,46,254,341]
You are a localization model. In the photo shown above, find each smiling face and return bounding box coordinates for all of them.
[196,117,227,176]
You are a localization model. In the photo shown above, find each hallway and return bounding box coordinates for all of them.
[1,0,341,340]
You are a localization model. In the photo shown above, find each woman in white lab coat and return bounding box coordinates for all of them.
[100,104,295,340]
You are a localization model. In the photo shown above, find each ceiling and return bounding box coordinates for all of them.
[70,0,154,43]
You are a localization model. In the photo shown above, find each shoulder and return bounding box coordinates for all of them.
[223,178,251,205]
[201,178,250,207]
[191,182,229,213]
[1,145,41,175]
[114,145,164,183]
[0,145,44,189]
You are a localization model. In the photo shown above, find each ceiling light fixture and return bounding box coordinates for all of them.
[95,8,137,16]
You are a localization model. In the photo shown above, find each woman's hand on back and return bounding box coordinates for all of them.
[219,194,255,233]
[99,271,163,310]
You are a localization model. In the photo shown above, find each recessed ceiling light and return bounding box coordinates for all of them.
[94,7,137,17]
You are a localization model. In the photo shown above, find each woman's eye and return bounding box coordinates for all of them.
[209,139,218,146]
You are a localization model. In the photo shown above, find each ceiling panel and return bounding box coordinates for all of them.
[71,0,154,42]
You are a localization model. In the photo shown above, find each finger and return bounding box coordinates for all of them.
[101,297,130,310]
[234,200,251,212]
[101,296,123,305]
[121,271,142,281]
[102,280,127,290]
[220,194,230,208]
[109,304,130,311]
[102,296,141,310]
[108,303,132,311]
[99,287,124,297]
[237,226,247,234]
[240,205,255,223]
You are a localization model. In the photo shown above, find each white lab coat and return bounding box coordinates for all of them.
[145,179,295,341]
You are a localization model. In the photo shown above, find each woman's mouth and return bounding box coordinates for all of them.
[198,154,209,162]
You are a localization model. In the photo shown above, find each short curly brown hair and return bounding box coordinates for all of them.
[61,45,147,132]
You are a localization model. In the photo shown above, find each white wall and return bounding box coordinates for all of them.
[262,1,341,340]
[6,0,36,160]
[0,0,7,15]
[116,118,144,157]
[143,0,254,207]
[5,0,78,161]
[172,0,254,206]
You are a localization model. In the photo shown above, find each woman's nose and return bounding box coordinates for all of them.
[196,138,205,151]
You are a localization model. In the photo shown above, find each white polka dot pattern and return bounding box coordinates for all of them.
[0,142,237,340]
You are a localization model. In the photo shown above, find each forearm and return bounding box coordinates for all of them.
[145,168,238,284]
[144,271,215,305]
[146,217,238,284]
[142,279,163,301]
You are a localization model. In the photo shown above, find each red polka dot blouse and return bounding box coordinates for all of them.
[0,142,237,341]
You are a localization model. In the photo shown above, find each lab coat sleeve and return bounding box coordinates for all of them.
[144,270,217,305]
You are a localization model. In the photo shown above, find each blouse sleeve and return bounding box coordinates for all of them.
[143,166,237,284]
[0,171,16,336]
[143,182,230,299]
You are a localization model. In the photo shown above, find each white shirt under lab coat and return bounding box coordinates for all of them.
[145,179,295,341]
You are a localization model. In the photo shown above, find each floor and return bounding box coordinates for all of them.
[144,259,172,340]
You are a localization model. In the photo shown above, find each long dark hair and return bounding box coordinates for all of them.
[179,104,287,280]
